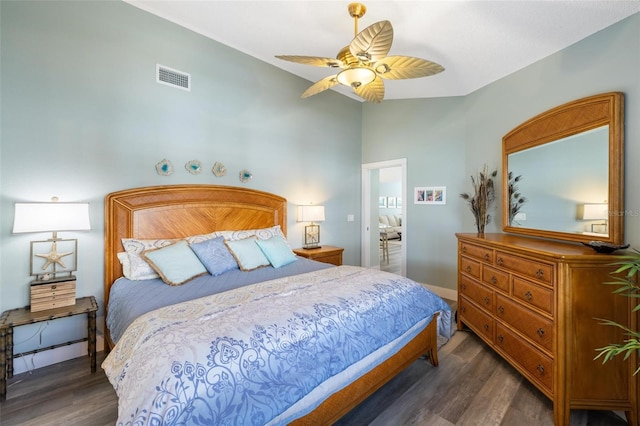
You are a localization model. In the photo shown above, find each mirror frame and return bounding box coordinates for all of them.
[502,92,624,245]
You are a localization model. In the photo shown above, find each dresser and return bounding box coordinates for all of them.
[456,233,637,425]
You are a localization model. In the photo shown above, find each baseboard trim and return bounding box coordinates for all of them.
[421,283,457,302]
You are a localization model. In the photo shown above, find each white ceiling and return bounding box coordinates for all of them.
[125,1,640,102]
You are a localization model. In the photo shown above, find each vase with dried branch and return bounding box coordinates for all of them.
[508,171,527,225]
[460,165,497,235]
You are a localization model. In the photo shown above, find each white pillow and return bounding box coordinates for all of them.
[121,238,175,280]
[216,225,285,242]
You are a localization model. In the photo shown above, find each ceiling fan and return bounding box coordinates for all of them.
[276,2,444,103]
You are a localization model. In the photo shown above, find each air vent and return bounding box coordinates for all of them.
[156,64,191,91]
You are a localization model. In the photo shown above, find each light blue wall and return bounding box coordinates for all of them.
[363,13,640,290]
[0,1,362,355]
[1,1,639,367]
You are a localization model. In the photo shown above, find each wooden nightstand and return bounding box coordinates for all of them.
[293,246,344,266]
[0,296,98,402]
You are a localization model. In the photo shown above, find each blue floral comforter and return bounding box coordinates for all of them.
[102,266,451,425]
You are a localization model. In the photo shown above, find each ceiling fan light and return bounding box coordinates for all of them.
[336,67,376,88]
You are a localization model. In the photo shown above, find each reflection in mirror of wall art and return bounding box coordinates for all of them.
[396,197,402,208]
[415,186,447,205]
[503,92,624,245]
[379,196,387,208]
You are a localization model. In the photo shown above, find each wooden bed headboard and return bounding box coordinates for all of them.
[103,184,287,341]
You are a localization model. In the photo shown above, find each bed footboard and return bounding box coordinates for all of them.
[290,312,440,425]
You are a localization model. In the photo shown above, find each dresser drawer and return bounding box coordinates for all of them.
[495,251,553,285]
[460,275,493,313]
[495,294,553,353]
[460,242,493,263]
[482,265,510,293]
[459,296,494,342]
[496,323,553,394]
[512,276,554,315]
[460,256,481,279]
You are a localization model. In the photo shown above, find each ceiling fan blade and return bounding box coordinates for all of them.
[373,56,445,80]
[354,77,385,103]
[275,55,344,68]
[301,75,339,98]
[349,20,393,63]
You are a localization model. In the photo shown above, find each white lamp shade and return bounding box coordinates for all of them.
[580,203,608,220]
[13,202,91,233]
[297,205,325,222]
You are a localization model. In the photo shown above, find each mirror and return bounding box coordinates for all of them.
[502,92,624,245]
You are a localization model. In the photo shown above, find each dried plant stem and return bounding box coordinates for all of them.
[460,164,497,235]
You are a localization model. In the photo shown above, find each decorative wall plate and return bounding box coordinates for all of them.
[239,169,252,183]
[156,159,174,176]
[212,161,227,177]
[185,160,202,175]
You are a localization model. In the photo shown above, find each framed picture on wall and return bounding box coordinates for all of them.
[387,196,396,208]
[396,197,402,208]
[414,186,446,205]
[379,196,387,208]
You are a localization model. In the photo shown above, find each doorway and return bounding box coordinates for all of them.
[361,159,407,276]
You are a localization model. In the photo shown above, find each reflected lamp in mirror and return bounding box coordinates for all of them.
[297,205,325,249]
[13,200,91,282]
[579,203,608,235]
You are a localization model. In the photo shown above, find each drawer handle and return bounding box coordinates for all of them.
[537,328,545,337]
[483,323,489,331]
[497,334,504,343]
[490,276,497,284]
[497,257,504,266]
[484,253,490,261]
[536,364,545,375]
[461,283,467,290]
[525,291,533,301]
[461,306,466,313]
[498,305,505,314]
[484,296,490,305]
[536,269,544,279]
[462,246,467,253]
[52,285,57,290]
[466,265,472,273]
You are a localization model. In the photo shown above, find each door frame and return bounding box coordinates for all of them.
[361,158,407,276]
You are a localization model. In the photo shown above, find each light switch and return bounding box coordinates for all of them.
[347,214,355,222]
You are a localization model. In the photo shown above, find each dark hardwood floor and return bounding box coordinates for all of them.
[1,328,628,425]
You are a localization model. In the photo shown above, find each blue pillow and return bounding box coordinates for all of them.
[141,240,207,286]
[225,237,271,271]
[255,236,297,268]
[190,237,239,276]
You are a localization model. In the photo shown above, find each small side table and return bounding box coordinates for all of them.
[293,245,344,266]
[0,296,98,402]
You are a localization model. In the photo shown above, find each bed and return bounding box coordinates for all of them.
[102,184,452,425]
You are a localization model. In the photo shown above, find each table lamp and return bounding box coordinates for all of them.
[13,198,91,282]
[297,205,325,249]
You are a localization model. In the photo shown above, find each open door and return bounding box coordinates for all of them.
[361,159,407,276]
